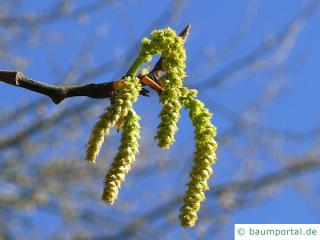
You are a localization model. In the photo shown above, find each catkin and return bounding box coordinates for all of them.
[101,109,140,204]
[179,89,218,227]
[85,27,218,227]
[140,28,187,148]
[86,76,141,163]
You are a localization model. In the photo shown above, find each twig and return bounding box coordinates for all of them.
[0,25,191,105]
[195,0,317,89]
[0,70,115,104]
[0,0,113,26]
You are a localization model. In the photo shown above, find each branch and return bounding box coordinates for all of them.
[0,70,116,104]
[0,0,113,26]
[0,25,191,105]
[195,0,317,89]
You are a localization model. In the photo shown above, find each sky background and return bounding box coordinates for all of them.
[0,0,319,239]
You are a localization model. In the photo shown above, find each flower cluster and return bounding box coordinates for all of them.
[86,76,141,163]
[140,28,186,148]
[85,27,218,227]
[179,88,218,227]
[101,109,140,204]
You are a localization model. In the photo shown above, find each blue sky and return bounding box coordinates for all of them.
[0,0,319,239]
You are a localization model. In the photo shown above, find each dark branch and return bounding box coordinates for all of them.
[0,70,115,104]
[0,25,191,105]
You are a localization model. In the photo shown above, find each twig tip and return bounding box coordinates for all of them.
[180,24,191,40]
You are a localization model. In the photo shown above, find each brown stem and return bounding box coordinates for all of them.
[0,25,191,105]
[0,70,115,104]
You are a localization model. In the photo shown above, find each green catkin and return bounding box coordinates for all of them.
[140,28,217,226]
[86,76,141,163]
[101,109,140,204]
[179,88,218,227]
[85,27,218,227]
[140,28,186,148]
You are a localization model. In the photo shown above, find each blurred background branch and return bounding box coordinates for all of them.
[0,1,319,239]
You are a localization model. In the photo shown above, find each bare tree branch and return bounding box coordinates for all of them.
[0,70,117,104]
[0,25,190,105]
[195,0,318,89]
[0,0,114,26]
